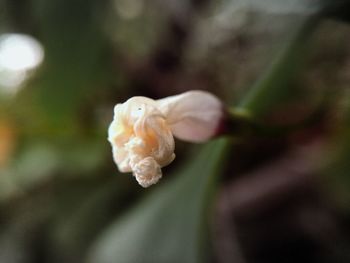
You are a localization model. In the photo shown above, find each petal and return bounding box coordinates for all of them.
[134,113,175,166]
[156,90,223,142]
[133,157,162,188]
[122,96,159,124]
[112,146,131,172]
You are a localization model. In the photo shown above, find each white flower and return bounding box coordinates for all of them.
[108,90,223,187]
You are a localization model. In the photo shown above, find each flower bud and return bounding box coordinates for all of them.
[108,90,223,187]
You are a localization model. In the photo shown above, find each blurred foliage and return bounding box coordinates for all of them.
[0,0,350,263]
[88,139,230,263]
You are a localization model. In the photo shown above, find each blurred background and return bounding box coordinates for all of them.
[1,0,350,262]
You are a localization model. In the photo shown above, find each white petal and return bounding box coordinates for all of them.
[156,90,223,142]
[134,113,175,166]
[112,146,131,172]
[122,96,159,124]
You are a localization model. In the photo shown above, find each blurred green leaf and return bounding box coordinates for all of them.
[221,0,350,18]
[238,16,318,117]
[48,175,138,262]
[220,0,317,15]
[87,138,230,263]
[14,143,60,187]
[29,0,114,126]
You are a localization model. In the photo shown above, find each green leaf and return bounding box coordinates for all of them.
[220,0,317,15]
[220,0,350,18]
[237,16,319,117]
[87,138,230,263]
[29,0,114,126]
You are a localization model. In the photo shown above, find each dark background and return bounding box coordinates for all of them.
[1,0,350,262]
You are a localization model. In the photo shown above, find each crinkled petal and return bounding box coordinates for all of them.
[156,90,223,142]
[133,157,162,187]
[133,111,175,165]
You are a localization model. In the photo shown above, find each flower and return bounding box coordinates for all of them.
[108,90,223,187]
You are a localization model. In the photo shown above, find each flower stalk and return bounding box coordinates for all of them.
[219,104,327,140]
